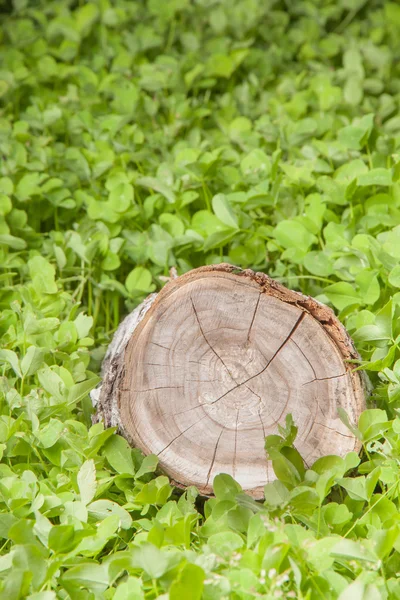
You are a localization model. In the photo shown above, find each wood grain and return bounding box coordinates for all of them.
[93,264,367,499]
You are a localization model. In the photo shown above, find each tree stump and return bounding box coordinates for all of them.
[92,264,367,499]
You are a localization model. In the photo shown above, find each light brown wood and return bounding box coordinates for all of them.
[93,264,367,499]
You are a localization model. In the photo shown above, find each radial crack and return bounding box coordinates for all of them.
[191,296,238,383]
[245,384,263,407]
[157,414,208,456]
[246,310,306,383]
[149,341,171,351]
[187,378,220,383]
[247,292,261,343]
[207,310,306,407]
[291,338,317,379]
[314,421,353,438]
[257,406,266,439]
[206,428,224,487]
[160,404,203,418]
[133,385,184,392]
[317,397,327,419]
[302,373,347,386]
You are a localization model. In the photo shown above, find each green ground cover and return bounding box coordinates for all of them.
[1,0,400,597]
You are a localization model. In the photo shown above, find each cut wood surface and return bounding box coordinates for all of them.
[92,264,367,499]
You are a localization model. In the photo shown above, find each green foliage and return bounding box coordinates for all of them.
[2,0,400,597]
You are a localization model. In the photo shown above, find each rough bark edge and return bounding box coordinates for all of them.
[91,293,157,430]
[92,264,370,494]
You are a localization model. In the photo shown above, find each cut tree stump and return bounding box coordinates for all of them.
[91,264,367,499]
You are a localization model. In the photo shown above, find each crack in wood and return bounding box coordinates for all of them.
[187,378,221,383]
[302,373,347,386]
[291,337,331,423]
[149,341,171,351]
[207,311,306,407]
[205,428,225,488]
[133,385,184,392]
[317,397,327,419]
[157,414,209,456]
[246,311,306,383]
[291,338,317,379]
[246,292,261,343]
[159,404,204,418]
[244,385,265,413]
[191,296,238,383]
[257,406,266,439]
[314,421,353,438]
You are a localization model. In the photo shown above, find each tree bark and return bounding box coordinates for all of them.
[92,264,368,499]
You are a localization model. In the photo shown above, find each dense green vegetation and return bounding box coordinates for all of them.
[2,0,400,597]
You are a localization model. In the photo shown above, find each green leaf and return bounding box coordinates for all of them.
[88,499,132,529]
[338,114,374,149]
[170,564,205,600]
[109,182,134,213]
[338,581,383,600]
[113,577,144,600]
[330,539,377,563]
[125,267,156,296]
[0,514,18,539]
[48,525,76,554]
[0,349,22,377]
[240,149,271,179]
[0,234,27,250]
[135,454,158,479]
[358,409,390,442]
[338,476,368,502]
[323,282,361,310]
[75,3,99,37]
[15,172,43,201]
[61,563,109,592]
[103,435,136,476]
[136,176,175,203]
[355,271,380,306]
[388,265,400,288]
[78,459,97,505]
[212,194,239,229]
[203,228,237,251]
[335,159,368,181]
[21,346,44,377]
[28,256,57,294]
[27,593,57,600]
[208,531,244,556]
[344,77,363,107]
[206,54,235,78]
[264,480,290,508]
[273,220,317,253]
[358,168,392,187]
[130,542,170,578]
[67,377,100,405]
[303,251,333,276]
[74,313,93,339]
[213,474,242,500]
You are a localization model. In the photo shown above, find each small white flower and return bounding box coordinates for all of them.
[268,568,277,579]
